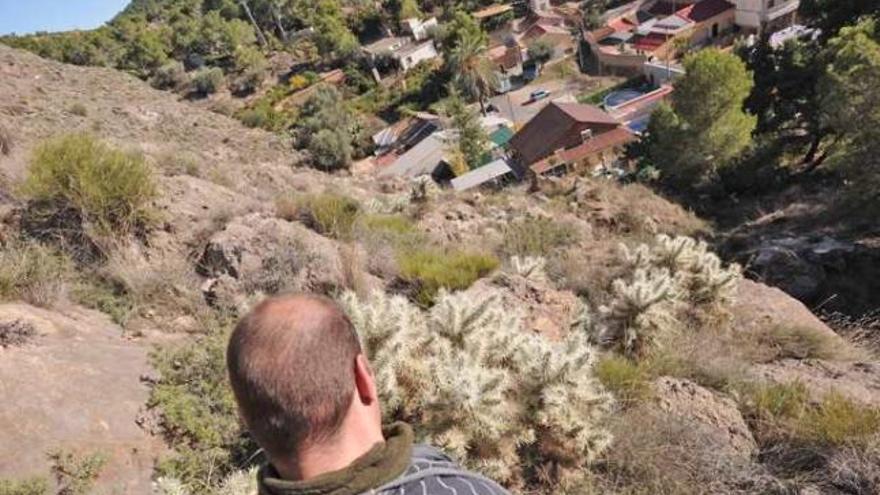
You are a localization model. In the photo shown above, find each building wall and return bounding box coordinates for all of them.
[690,9,737,45]
[734,0,799,31]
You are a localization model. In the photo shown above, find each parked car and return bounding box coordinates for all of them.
[527,89,551,103]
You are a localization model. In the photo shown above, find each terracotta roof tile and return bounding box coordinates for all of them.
[530,127,637,174]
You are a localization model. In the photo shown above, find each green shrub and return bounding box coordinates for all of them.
[149,325,258,491]
[23,133,157,235]
[0,240,72,307]
[71,278,133,326]
[594,355,652,406]
[743,382,880,449]
[294,193,361,240]
[48,449,106,495]
[798,393,880,447]
[399,248,499,305]
[68,103,88,117]
[501,216,579,257]
[360,214,417,236]
[151,61,187,90]
[191,67,224,96]
[237,107,269,128]
[0,478,48,495]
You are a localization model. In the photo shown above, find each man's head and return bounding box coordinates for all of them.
[227,294,383,469]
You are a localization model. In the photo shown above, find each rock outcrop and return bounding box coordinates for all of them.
[652,377,758,458]
[0,303,165,493]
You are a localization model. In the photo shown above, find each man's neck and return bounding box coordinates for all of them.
[275,427,386,481]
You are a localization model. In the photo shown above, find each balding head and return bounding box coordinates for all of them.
[227,294,363,460]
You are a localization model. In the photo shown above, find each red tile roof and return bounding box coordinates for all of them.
[530,127,637,174]
[633,32,669,51]
[509,102,622,166]
[648,0,734,22]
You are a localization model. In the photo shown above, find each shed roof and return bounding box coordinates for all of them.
[451,159,514,191]
[473,4,514,19]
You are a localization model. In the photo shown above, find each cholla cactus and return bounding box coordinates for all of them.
[598,268,678,357]
[409,176,441,202]
[595,235,742,358]
[508,255,548,282]
[339,288,612,492]
[153,468,258,495]
[364,194,409,214]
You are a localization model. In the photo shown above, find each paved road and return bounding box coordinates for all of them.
[488,79,579,127]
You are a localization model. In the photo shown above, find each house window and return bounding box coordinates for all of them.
[580,129,594,141]
[712,23,719,38]
[768,0,775,8]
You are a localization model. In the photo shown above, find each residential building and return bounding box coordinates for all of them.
[733,0,799,34]
[584,0,737,76]
[380,115,514,181]
[363,37,439,79]
[508,102,637,177]
[401,17,438,41]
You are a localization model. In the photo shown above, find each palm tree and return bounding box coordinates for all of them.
[447,31,498,115]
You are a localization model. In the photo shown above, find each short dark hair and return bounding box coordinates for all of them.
[227,294,362,459]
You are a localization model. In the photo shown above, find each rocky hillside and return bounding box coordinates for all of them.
[1,44,879,494]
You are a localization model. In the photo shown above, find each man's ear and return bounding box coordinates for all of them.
[354,354,378,405]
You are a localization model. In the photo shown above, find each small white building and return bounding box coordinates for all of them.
[401,17,438,41]
[397,41,439,72]
[734,0,800,34]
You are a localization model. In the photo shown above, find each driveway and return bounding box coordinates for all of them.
[489,79,579,127]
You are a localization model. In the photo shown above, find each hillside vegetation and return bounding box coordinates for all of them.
[2,1,880,494]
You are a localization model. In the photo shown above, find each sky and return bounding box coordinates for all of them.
[0,0,130,36]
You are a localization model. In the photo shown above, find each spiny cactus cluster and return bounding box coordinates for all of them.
[597,235,742,358]
[153,468,257,495]
[508,255,548,282]
[340,288,613,492]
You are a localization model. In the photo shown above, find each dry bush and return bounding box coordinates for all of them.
[594,406,775,495]
[500,215,579,258]
[828,436,880,494]
[341,289,613,493]
[81,243,204,329]
[548,241,620,301]
[241,239,309,296]
[0,320,38,348]
[566,180,708,238]
[0,124,12,156]
[0,240,71,307]
[750,324,863,362]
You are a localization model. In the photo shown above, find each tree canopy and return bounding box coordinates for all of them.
[644,49,756,188]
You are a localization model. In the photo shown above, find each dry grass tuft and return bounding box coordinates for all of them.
[0,240,72,307]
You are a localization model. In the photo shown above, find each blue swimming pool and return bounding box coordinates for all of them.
[604,89,644,108]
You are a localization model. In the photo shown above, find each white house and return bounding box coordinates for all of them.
[734,0,800,34]
[397,41,439,72]
[401,17,438,41]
